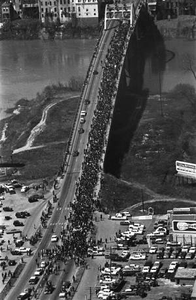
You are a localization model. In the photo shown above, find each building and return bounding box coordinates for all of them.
[39,0,99,25]
[168,207,196,245]
[1,1,12,21]
[156,0,196,19]
[75,0,99,27]
[22,0,39,18]
[175,268,196,285]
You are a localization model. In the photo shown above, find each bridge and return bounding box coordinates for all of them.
[5,2,151,299]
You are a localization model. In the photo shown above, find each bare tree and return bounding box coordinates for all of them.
[181,53,196,81]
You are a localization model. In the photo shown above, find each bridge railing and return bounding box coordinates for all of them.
[94,1,146,200]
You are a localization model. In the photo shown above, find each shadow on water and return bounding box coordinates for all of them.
[104,8,166,177]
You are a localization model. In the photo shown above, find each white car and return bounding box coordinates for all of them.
[149,246,157,254]
[80,110,87,117]
[51,234,58,242]
[59,292,67,298]
[181,245,189,253]
[21,185,29,193]
[121,211,131,217]
[189,246,196,254]
[169,261,178,270]
[111,213,127,221]
[34,268,44,276]
[129,253,146,260]
[15,247,31,253]
[153,261,161,268]
[99,277,116,285]
[40,261,47,269]
[97,289,115,299]
[142,266,150,273]
[101,267,121,276]
[150,266,159,273]
[80,117,85,124]
[154,227,167,234]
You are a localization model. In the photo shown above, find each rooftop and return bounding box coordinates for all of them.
[175,268,196,279]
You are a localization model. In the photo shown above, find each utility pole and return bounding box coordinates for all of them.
[158,66,163,117]
[142,190,144,211]
[89,287,92,300]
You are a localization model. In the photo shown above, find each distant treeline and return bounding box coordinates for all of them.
[0,19,101,40]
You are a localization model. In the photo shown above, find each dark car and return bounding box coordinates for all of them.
[11,249,22,255]
[178,261,187,268]
[62,281,71,291]
[84,99,90,105]
[8,259,16,266]
[78,128,84,134]
[13,220,24,227]
[3,206,13,211]
[13,182,22,188]
[44,286,54,294]
[17,291,31,300]
[28,194,41,203]
[157,253,164,259]
[163,252,171,259]
[16,211,30,218]
[178,252,186,259]
[120,220,131,226]
[73,150,79,157]
[5,216,12,220]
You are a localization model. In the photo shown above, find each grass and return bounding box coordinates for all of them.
[0,82,81,182]
[1,79,196,216]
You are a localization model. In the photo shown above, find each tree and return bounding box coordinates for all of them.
[168,83,196,111]
[181,53,196,81]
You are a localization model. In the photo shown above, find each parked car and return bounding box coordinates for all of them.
[11,249,22,255]
[29,276,39,285]
[73,150,79,157]
[185,252,194,259]
[169,261,178,270]
[21,186,29,193]
[78,128,84,134]
[3,206,13,212]
[80,117,85,124]
[28,194,42,202]
[34,268,44,276]
[13,220,24,227]
[16,211,30,218]
[142,266,151,273]
[189,247,196,254]
[8,259,16,266]
[40,261,47,269]
[17,290,31,300]
[181,245,189,253]
[159,267,168,278]
[149,246,157,254]
[178,261,187,269]
[51,234,58,242]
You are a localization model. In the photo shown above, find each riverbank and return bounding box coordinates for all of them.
[1,81,196,216]
[0,83,81,182]
[156,15,196,39]
[1,15,196,40]
[0,19,101,40]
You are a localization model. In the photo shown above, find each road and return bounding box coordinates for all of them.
[5,21,118,300]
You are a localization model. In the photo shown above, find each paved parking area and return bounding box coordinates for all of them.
[73,212,194,300]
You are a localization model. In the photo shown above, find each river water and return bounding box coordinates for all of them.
[0,39,96,119]
[0,38,196,120]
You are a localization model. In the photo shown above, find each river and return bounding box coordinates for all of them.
[0,38,196,120]
[0,39,96,119]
